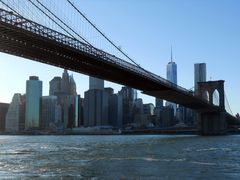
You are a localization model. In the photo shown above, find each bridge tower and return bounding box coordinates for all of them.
[196,80,227,135]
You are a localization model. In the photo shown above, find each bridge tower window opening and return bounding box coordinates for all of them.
[213,89,220,107]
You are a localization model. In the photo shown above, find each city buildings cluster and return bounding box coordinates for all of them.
[0,57,208,133]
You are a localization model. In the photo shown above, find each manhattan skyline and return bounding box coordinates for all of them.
[0,0,239,115]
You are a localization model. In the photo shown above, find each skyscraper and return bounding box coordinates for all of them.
[49,76,61,96]
[89,77,104,90]
[119,86,137,125]
[40,96,58,129]
[60,69,77,95]
[69,75,77,96]
[61,69,70,94]
[49,69,78,129]
[83,76,110,127]
[167,47,177,84]
[25,76,42,129]
[166,47,177,112]
[5,93,25,132]
[0,103,9,132]
[194,63,206,93]
[109,93,123,128]
[50,70,77,96]
[155,98,163,108]
[83,89,110,127]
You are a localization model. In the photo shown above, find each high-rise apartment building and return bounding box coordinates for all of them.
[25,76,42,129]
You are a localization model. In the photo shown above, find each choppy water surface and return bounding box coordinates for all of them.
[0,135,240,179]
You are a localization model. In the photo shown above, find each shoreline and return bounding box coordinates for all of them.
[0,128,240,136]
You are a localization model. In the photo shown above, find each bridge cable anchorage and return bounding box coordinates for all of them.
[33,0,92,46]
[66,0,166,84]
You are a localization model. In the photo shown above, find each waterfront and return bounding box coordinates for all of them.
[0,135,240,179]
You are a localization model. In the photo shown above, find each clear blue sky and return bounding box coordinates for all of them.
[0,0,239,114]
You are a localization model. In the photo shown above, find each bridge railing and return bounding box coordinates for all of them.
[0,8,193,97]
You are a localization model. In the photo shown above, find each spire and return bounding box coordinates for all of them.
[171,45,173,62]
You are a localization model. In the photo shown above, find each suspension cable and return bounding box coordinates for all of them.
[34,0,91,46]
[225,93,233,115]
[66,0,142,68]
[0,0,25,19]
[27,0,84,44]
[0,0,47,35]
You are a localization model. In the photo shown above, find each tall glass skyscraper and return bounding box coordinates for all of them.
[166,48,177,112]
[25,76,42,129]
[167,53,177,85]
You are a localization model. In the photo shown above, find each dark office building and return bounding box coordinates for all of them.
[109,93,123,128]
[0,103,9,132]
[119,86,137,125]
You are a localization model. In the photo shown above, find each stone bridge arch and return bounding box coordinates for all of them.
[196,80,225,111]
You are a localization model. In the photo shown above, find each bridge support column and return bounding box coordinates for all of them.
[197,112,227,135]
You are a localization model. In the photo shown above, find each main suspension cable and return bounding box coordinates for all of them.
[66,0,142,68]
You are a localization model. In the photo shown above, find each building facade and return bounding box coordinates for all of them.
[84,89,109,127]
[194,63,206,94]
[0,103,9,132]
[109,93,123,128]
[40,96,59,129]
[5,94,25,132]
[166,49,177,113]
[49,76,61,96]
[155,98,163,108]
[25,76,42,129]
[89,77,104,90]
[119,86,137,125]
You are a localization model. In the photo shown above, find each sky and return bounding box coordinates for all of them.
[0,0,240,115]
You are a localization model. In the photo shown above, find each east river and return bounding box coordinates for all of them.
[0,135,240,179]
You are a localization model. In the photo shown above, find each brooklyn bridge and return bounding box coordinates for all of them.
[0,0,239,135]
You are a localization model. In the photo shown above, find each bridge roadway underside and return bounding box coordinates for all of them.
[0,19,234,114]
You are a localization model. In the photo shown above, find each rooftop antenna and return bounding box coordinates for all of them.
[171,45,173,62]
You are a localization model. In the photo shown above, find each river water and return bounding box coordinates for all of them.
[0,135,240,179]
